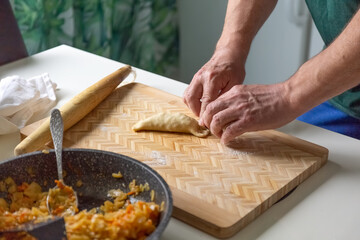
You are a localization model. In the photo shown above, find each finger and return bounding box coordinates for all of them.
[199,81,221,118]
[220,81,236,96]
[200,100,227,129]
[183,90,189,106]
[209,108,239,138]
[220,121,246,145]
[183,85,191,107]
[183,83,203,117]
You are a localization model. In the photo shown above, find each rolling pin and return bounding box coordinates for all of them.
[14,65,132,156]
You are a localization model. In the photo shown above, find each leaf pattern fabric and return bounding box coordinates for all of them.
[10,0,179,77]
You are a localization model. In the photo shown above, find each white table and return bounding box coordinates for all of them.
[1,45,359,240]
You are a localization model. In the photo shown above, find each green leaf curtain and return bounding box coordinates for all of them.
[10,0,179,77]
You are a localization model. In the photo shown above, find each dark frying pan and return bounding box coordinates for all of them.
[0,149,173,240]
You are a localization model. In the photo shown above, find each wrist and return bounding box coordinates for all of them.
[215,35,250,65]
[283,63,325,116]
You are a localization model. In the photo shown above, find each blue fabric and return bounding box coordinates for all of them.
[297,101,360,139]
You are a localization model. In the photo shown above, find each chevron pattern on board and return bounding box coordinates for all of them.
[57,83,328,236]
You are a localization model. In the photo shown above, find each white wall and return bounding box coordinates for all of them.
[178,0,324,85]
[244,0,311,85]
[178,0,227,84]
[308,20,324,59]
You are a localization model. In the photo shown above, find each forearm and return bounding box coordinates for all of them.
[216,0,278,63]
[286,9,360,114]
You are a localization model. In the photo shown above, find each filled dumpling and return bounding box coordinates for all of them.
[132,112,210,138]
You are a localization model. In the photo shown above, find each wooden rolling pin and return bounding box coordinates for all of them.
[14,65,132,156]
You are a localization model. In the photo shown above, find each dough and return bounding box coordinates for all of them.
[132,112,210,137]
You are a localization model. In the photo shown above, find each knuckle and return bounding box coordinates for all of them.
[193,72,201,81]
[223,123,242,141]
[206,103,216,113]
[201,95,211,103]
[183,90,189,99]
[209,121,220,134]
[184,86,191,94]
[184,88,196,99]
[208,71,217,80]
[221,131,234,144]
[212,114,221,126]
[210,125,221,138]
[194,69,206,82]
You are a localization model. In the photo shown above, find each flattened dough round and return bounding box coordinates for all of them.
[132,112,210,138]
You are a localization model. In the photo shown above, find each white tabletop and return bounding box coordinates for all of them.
[0,45,359,240]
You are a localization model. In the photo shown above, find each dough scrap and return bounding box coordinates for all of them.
[132,112,210,138]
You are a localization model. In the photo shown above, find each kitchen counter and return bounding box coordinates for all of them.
[0,45,359,240]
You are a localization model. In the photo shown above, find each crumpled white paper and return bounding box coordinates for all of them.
[0,73,57,135]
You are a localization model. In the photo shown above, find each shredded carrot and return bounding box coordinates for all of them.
[17,182,29,192]
[0,177,160,240]
[127,191,135,196]
[55,180,65,189]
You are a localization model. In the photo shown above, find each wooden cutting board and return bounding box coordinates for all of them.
[21,82,328,238]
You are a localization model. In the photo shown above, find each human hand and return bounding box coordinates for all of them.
[183,48,245,117]
[200,83,301,144]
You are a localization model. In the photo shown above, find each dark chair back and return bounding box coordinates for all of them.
[0,0,28,65]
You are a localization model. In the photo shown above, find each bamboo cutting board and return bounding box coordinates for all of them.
[21,82,328,238]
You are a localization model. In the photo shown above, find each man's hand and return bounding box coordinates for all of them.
[200,83,300,144]
[183,0,278,118]
[183,48,245,117]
